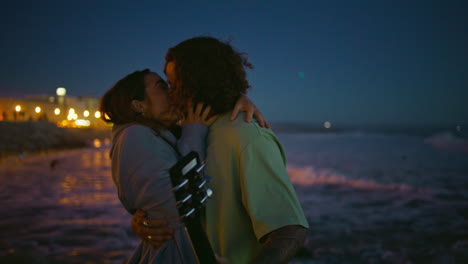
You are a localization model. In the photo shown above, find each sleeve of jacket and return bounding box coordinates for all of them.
[177,123,208,160]
[111,125,179,216]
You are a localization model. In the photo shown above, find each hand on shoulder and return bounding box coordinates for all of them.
[179,102,218,126]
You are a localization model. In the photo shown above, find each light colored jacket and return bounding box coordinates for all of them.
[110,123,207,264]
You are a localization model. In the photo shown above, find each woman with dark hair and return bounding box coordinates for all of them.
[100,69,266,263]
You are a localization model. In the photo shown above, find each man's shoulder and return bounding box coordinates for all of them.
[209,113,278,148]
[210,113,264,138]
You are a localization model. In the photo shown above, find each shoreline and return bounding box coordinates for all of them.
[0,121,111,160]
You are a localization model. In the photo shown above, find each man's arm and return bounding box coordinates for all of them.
[250,225,308,264]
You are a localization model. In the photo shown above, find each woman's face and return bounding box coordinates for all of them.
[139,72,175,122]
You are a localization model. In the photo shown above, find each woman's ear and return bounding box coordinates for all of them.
[131,100,145,113]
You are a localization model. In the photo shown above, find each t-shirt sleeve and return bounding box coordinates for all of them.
[239,134,309,241]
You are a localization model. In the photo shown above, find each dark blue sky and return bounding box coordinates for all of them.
[1,0,467,126]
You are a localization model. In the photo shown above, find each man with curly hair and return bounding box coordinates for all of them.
[135,36,309,264]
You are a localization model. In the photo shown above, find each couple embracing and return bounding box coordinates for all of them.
[100,36,308,264]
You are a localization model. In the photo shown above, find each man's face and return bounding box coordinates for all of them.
[164,60,187,117]
[165,61,177,89]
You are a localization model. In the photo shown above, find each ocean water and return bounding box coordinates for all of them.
[0,132,467,263]
[278,132,468,263]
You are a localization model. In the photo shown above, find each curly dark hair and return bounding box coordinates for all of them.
[164,36,253,116]
[99,69,166,132]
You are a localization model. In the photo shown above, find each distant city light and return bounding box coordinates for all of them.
[68,114,78,120]
[35,106,41,113]
[83,110,90,117]
[56,87,67,96]
[49,96,55,102]
[67,109,77,120]
[324,121,331,129]
[54,108,61,115]
[93,139,102,148]
[75,119,90,127]
[15,105,21,112]
[95,111,101,118]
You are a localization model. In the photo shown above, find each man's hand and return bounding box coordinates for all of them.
[250,225,308,264]
[230,95,270,128]
[132,209,174,247]
[216,254,230,264]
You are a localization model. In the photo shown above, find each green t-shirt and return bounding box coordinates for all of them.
[204,113,309,264]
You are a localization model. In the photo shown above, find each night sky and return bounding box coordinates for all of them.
[1,0,467,126]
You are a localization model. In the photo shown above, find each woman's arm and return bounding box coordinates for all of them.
[177,103,216,159]
[231,95,270,128]
[131,103,215,247]
[112,125,181,246]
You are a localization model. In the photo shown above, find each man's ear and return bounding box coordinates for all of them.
[131,100,145,113]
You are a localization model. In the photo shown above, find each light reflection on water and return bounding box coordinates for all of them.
[288,166,429,193]
[93,139,102,149]
[0,146,137,264]
[82,152,92,169]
